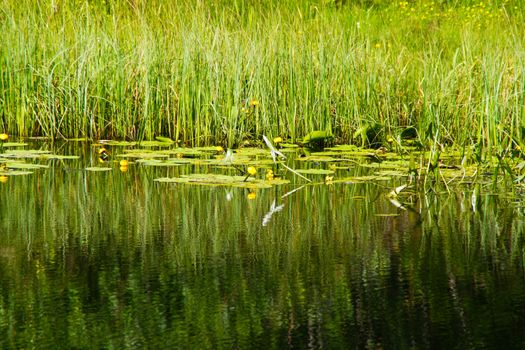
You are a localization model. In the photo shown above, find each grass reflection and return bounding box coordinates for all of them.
[0,154,525,348]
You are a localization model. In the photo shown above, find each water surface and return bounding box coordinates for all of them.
[1,142,525,349]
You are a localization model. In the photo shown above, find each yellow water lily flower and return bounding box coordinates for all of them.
[119,160,129,167]
[247,166,257,176]
[250,100,259,107]
[266,169,274,181]
[273,137,282,144]
[0,133,8,141]
[0,175,8,183]
[119,166,128,173]
[98,147,110,160]
[247,191,257,200]
[216,146,224,153]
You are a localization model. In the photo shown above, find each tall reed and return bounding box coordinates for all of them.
[0,0,524,152]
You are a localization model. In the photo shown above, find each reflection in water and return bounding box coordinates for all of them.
[0,143,524,349]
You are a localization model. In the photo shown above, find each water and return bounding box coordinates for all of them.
[1,142,525,349]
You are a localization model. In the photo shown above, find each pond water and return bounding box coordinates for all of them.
[1,141,525,349]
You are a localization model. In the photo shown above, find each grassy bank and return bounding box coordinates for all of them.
[1,0,524,153]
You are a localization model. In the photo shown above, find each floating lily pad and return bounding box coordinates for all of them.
[0,170,33,176]
[138,159,183,167]
[1,150,52,159]
[155,136,175,144]
[296,156,339,162]
[279,143,299,148]
[118,150,170,159]
[100,140,137,146]
[325,145,359,152]
[5,162,48,170]
[236,147,269,156]
[333,175,392,183]
[155,173,290,188]
[295,169,335,175]
[85,167,112,172]
[66,138,89,142]
[138,141,173,147]
[164,148,204,157]
[40,154,80,160]
[2,142,28,147]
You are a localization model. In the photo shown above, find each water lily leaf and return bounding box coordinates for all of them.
[296,156,339,162]
[1,150,52,159]
[66,138,89,142]
[295,169,335,175]
[236,147,269,156]
[155,136,174,144]
[85,167,112,172]
[40,155,80,160]
[137,159,183,167]
[0,170,33,176]
[118,151,170,159]
[279,143,299,148]
[155,173,290,188]
[333,175,391,183]
[302,130,334,144]
[138,140,173,147]
[100,140,137,146]
[5,162,48,170]
[2,142,28,147]
[164,148,204,157]
[325,145,359,152]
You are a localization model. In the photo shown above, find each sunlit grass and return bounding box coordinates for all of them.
[1,0,524,157]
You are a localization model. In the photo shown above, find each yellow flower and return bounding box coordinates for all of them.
[98,147,109,160]
[266,169,274,181]
[273,137,282,144]
[247,191,257,200]
[0,175,8,183]
[216,146,224,153]
[250,100,259,107]
[119,166,128,173]
[375,43,381,49]
[325,175,334,184]
[247,166,257,176]
[0,133,8,141]
[119,160,129,167]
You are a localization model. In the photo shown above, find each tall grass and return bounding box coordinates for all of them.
[0,0,524,150]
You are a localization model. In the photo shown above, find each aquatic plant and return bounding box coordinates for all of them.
[0,0,524,160]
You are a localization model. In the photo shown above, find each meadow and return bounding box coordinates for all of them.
[1,0,524,155]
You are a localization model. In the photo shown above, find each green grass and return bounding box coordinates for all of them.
[1,0,524,153]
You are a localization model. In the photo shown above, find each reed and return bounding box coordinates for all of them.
[1,0,524,154]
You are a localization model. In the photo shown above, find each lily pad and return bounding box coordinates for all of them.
[0,170,33,176]
[1,150,52,159]
[100,140,138,147]
[333,175,392,183]
[138,159,183,167]
[85,167,113,172]
[295,169,335,175]
[40,155,80,160]
[155,173,290,188]
[325,145,359,152]
[155,136,175,144]
[138,140,173,147]
[296,156,339,162]
[5,162,48,170]
[279,143,299,148]
[2,142,28,147]
[118,150,170,159]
